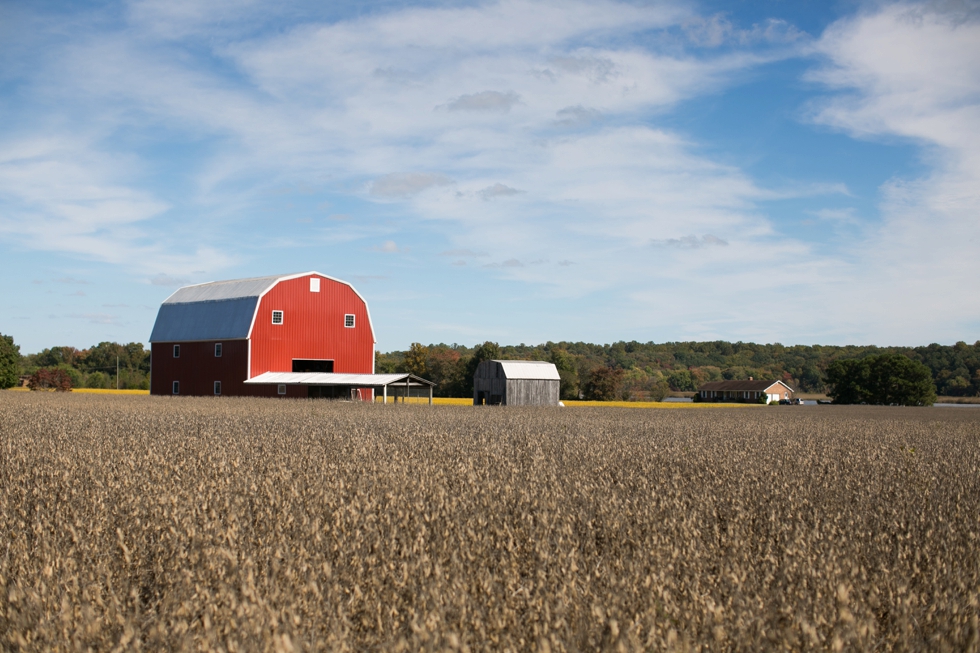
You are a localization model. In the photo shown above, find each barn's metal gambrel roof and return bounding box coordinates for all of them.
[494,360,561,380]
[149,272,375,343]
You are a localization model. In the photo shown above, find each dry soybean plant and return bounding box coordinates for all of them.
[1,393,979,651]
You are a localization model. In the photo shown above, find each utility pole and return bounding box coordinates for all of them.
[116,355,119,390]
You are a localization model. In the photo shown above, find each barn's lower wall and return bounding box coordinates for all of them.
[505,379,560,406]
[151,340,250,397]
[152,342,376,400]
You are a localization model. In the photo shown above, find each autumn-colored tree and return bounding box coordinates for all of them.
[404,343,429,377]
[582,366,624,401]
[427,347,467,397]
[28,368,73,392]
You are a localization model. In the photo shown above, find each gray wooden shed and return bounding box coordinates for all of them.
[473,360,561,406]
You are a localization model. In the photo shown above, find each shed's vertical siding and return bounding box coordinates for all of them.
[473,360,506,404]
[505,379,560,406]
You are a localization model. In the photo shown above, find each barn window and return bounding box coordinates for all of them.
[214,343,222,357]
[272,310,283,325]
[278,384,287,395]
[173,344,180,358]
[172,381,179,395]
[214,381,221,395]
[310,278,320,292]
[344,314,355,328]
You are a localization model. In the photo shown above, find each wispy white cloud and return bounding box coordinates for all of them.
[653,234,729,249]
[445,91,521,113]
[801,2,980,341]
[554,105,603,127]
[371,240,406,253]
[370,173,453,199]
[684,14,807,48]
[477,183,523,200]
[440,249,488,257]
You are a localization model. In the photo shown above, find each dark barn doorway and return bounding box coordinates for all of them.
[293,359,334,373]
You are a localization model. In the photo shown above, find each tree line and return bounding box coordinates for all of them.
[0,337,151,390]
[2,334,978,400]
[376,339,980,400]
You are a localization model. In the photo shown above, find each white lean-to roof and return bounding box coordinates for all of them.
[495,360,561,380]
[149,271,375,343]
[245,372,436,387]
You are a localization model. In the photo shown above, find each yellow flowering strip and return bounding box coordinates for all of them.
[563,400,759,408]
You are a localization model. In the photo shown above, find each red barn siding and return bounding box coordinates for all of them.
[150,340,248,396]
[249,274,374,378]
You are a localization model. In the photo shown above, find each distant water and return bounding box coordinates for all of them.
[934,403,980,408]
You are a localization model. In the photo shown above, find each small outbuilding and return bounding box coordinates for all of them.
[696,379,794,403]
[473,360,561,406]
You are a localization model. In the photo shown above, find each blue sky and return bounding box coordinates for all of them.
[1,0,978,354]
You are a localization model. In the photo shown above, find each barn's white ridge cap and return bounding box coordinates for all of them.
[163,274,294,304]
[491,360,561,380]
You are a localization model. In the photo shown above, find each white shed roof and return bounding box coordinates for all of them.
[494,360,561,380]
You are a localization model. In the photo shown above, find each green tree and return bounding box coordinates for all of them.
[582,366,624,401]
[826,353,936,406]
[32,346,81,368]
[666,369,697,392]
[0,333,20,389]
[375,350,399,374]
[86,371,110,389]
[648,378,671,402]
[550,348,580,400]
[79,342,127,373]
[798,364,824,393]
[404,342,429,377]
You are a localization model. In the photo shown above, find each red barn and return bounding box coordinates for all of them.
[149,272,376,398]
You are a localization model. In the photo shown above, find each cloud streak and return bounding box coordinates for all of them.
[445,91,521,113]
